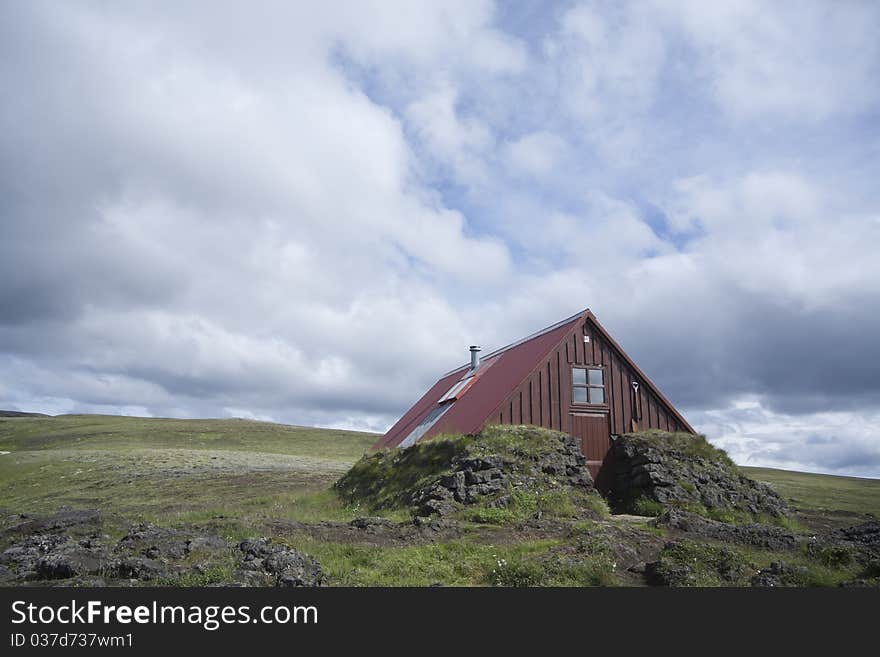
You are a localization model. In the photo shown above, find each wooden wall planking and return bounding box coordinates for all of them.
[488,317,688,441]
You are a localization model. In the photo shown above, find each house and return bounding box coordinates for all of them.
[374,309,695,487]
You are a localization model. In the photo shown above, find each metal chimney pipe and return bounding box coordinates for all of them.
[469,345,481,370]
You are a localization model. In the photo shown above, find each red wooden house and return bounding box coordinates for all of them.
[374,309,695,485]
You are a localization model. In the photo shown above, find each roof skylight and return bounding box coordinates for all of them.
[438,374,474,403]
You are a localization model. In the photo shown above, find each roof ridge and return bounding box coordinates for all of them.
[440,308,588,377]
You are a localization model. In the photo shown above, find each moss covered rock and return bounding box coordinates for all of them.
[335,425,604,521]
[645,540,755,586]
[610,430,789,520]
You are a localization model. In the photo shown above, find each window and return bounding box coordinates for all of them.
[399,403,452,448]
[438,375,474,403]
[572,367,605,405]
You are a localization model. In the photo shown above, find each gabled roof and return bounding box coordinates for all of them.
[375,307,694,451]
[583,310,695,435]
[375,310,586,449]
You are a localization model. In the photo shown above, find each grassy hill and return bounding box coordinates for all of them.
[0,414,377,526]
[743,466,880,520]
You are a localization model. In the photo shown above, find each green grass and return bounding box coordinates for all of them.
[157,564,238,587]
[652,540,866,587]
[742,467,880,518]
[335,436,470,511]
[630,497,665,517]
[660,500,806,530]
[628,430,736,467]
[0,415,377,526]
[465,424,573,460]
[293,537,553,586]
[284,536,616,586]
[459,489,606,524]
[0,415,374,460]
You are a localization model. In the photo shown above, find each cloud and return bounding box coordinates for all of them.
[335,0,527,76]
[662,0,880,121]
[599,170,880,409]
[693,399,880,478]
[1,1,879,476]
[504,131,570,178]
[404,82,494,186]
[549,3,667,120]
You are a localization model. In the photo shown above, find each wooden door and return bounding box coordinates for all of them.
[571,412,611,485]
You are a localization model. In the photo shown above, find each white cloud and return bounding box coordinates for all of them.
[694,399,880,477]
[405,82,494,186]
[661,0,880,121]
[1,2,879,476]
[662,171,880,309]
[548,3,667,120]
[335,0,527,76]
[505,131,569,178]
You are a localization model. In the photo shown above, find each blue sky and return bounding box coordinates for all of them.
[1,1,879,476]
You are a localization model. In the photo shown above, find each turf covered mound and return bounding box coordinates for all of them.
[335,425,607,522]
[610,430,789,520]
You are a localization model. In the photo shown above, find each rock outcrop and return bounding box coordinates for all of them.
[412,435,593,517]
[749,561,810,587]
[609,431,789,518]
[336,425,599,519]
[237,538,324,587]
[831,520,880,554]
[0,508,323,587]
[654,508,797,551]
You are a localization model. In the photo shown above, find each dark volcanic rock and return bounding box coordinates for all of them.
[0,507,324,587]
[110,557,165,581]
[116,522,225,560]
[348,517,398,532]
[645,540,753,587]
[832,521,880,551]
[610,431,789,518]
[654,508,797,551]
[750,561,809,587]
[35,547,106,580]
[238,538,324,587]
[1,533,69,574]
[812,520,880,583]
[336,426,598,519]
[117,522,189,560]
[4,508,101,537]
[1,509,108,582]
[350,426,597,518]
[644,556,692,587]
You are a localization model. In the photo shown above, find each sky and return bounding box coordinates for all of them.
[1,1,879,477]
